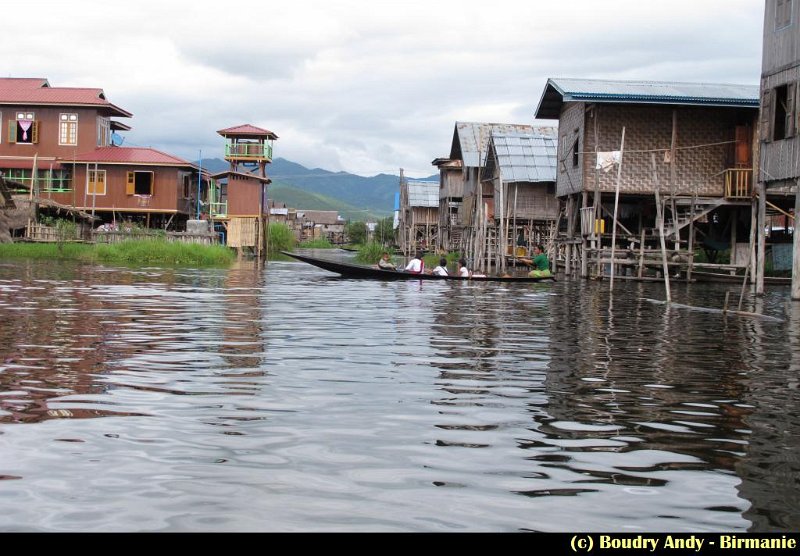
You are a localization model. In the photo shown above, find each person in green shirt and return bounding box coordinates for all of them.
[527,244,551,278]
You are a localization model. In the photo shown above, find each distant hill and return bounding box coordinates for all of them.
[198,157,437,217]
[269,182,376,221]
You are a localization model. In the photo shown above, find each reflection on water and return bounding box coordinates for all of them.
[0,258,797,531]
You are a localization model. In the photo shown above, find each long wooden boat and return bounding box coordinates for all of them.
[282,251,555,282]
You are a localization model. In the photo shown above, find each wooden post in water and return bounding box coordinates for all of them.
[651,152,672,303]
[792,178,800,300]
[609,127,625,291]
[757,180,766,296]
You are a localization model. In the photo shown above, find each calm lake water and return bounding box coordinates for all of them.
[0,254,798,532]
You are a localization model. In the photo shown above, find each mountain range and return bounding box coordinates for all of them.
[199,157,437,220]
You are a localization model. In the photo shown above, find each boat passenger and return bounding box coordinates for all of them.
[404,252,425,274]
[378,251,397,270]
[432,257,449,276]
[527,245,552,278]
[457,258,470,278]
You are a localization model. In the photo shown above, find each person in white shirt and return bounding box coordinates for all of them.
[432,257,448,276]
[404,252,424,274]
[457,257,470,278]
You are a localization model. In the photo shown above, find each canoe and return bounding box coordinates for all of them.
[282,251,556,282]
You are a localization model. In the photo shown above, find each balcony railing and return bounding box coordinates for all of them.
[209,201,228,218]
[224,142,273,160]
[724,168,752,199]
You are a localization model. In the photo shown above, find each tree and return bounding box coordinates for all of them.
[374,216,395,246]
[345,220,368,245]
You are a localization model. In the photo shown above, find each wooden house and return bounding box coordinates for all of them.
[46,147,201,229]
[398,178,438,255]
[534,77,760,280]
[297,210,344,243]
[431,157,464,251]
[480,131,559,269]
[211,124,277,253]
[0,77,213,232]
[759,0,800,298]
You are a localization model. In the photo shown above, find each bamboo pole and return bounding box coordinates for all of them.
[592,105,601,275]
[669,110,679,249]
[757,181,766,296]
[513,184,518,267]
[652,152,672,303]
[637,227,646,279]
[792,178,800,300]
[687,190,696,281]
[609,127,625,291]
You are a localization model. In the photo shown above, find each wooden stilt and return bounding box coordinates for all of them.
[792,178,800,300]
[609,127,625,291]
[652,153,672,303]
[757,181,766,296]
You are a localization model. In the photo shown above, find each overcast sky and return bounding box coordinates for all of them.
[4,0,763,177]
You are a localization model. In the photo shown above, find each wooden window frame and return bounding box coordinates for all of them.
[59,113,79,146]
[126,170,154,196]
[97,117,110,147]
[9,111,39,144]
[86,169,106,196]
[776,0,793,30]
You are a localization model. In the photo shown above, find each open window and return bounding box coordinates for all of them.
[572,137,580,167]
[8,112,39,144]
[773,83,796,141]
[126,171,154,196]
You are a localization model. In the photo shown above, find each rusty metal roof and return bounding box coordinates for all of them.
[485,132,557,183]
[406,180,438,207]
[449,122,535,168]
[536,78,759,119]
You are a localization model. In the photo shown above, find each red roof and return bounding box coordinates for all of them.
[217,124,278,139]
[69,147,193,167]
[0,78,132,118]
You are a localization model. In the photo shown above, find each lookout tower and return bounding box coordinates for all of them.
[217,124,278,178]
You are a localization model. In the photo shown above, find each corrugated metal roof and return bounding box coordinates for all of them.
[406,180,438,207]
[450,122,535,167]
[217,124,279,139]
[0,78,132,117]
[535,78,759,119]
[70,147,193,166]
[489,132,557,183]
[301,210,341,225]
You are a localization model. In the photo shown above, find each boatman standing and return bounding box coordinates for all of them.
[404,252,425,274]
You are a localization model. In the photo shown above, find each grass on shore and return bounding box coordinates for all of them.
[0,240,236,266]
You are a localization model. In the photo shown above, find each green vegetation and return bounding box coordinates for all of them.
[94,241,235,266]
[0,243,93,260]
[355,242,387,264]
[345,221,368,245]
[298,238,334,248]
[0,240,235,266]
[373,217,395,246]
[266,222,296,256]
[39,216,79,242]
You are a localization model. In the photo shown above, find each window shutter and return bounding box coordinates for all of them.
[787,83,796,137]
[7,121,15,144]
[126,172,135,195]
[31,121,39,144]
[761,88,772,142]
